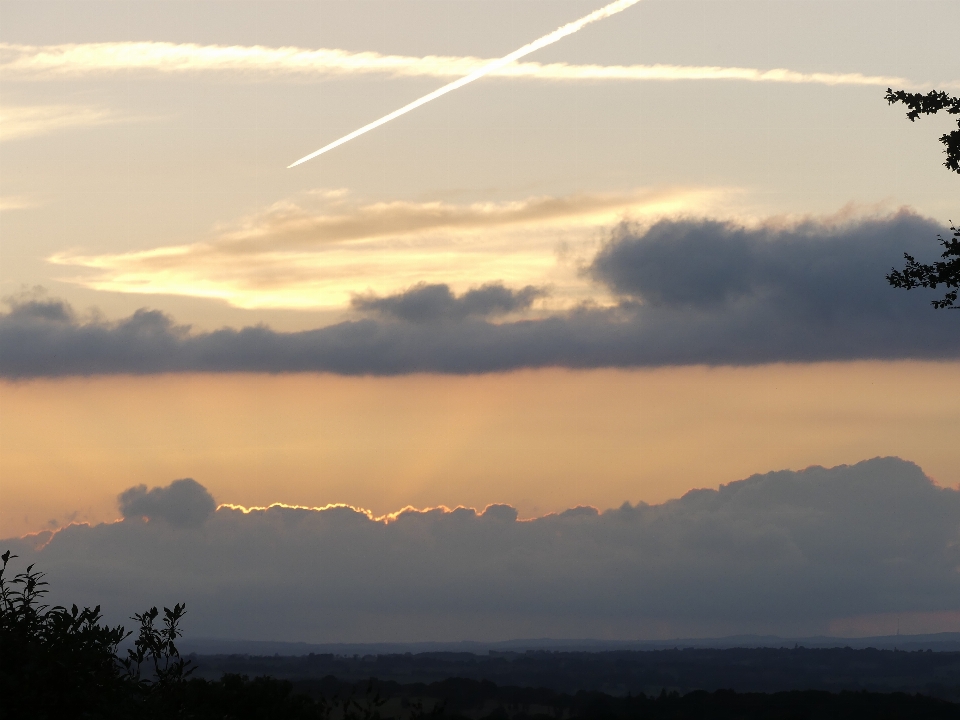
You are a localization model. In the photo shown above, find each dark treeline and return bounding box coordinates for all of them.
[4,549,960,719]
[192,647,960,702]
[250,676,960,720]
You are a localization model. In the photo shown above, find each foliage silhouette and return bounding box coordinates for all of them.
[884,89,960,308]
[887,224,960,309]
[120,603,196,716]
[0,549,130,717]
[885,90,960,174]
[1,549,335,718]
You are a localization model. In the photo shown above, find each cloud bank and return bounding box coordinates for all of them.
[3,211,958,377]
[0,42,916,88]
[5,458,957,641]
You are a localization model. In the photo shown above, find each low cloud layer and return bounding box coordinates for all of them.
[5,458,957,641]
[2,212,957,377]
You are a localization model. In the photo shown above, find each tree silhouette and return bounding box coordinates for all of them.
[884,89,960,308]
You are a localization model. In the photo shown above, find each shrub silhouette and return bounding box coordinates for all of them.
[0,550,131,717]
[0,549,334,718]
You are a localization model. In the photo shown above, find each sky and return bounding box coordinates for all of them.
[1,0,958,642]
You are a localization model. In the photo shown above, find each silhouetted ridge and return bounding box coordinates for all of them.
[189,647,960,703]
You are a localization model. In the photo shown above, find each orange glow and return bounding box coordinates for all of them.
[2,362,958,538]
[214,501,526,524]
[216,501,375,517]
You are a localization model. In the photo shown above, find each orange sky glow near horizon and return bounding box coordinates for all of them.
[3,360,957,540]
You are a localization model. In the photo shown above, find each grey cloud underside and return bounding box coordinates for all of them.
[6,458,958,641]
[1,213,957,377]
[351,282,546,323]
[118,478,216,528]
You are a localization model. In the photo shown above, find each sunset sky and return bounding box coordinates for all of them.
[1,0,958,642]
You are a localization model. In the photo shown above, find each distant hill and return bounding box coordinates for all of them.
[184,646,960,703]
[180,632,960,657]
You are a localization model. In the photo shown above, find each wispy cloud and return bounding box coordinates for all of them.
[0,195,39,212]
[49,187,724,310]
[0,42,923,88]
[0,104,120,142]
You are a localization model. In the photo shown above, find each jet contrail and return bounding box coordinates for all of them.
[288,0,642,168]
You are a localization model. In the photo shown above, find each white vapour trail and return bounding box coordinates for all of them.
[287,0,642,168]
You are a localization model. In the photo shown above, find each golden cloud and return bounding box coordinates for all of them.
[49,187,732,310]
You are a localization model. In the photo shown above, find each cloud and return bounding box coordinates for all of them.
[193,191,668,249]
[118,478,216,528]
[0,195,39,212]
[578,211,960,365]
[5,458,958,641]
[0,41,922,88]
[353,283,546,323]
[48,187,713,310]
[4,211,959,377]
[0,104,120,142]
[590,213,950,312]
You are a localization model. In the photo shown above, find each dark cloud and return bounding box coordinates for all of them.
[117,478,216,528]
[590,214,939,310]
[6,458,958,641]
[352,282,546,323]
[0,297,190,376]
[1,212,957,377]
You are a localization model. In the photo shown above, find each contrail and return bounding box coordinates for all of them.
[288,0,642,168]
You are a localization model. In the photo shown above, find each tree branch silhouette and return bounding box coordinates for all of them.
[884,89,960,308]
